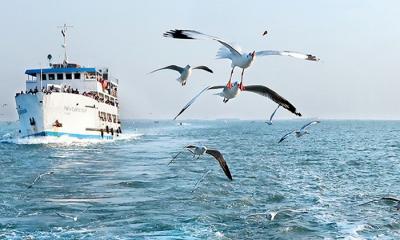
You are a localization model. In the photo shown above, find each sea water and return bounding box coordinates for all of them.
[0,120,400,239]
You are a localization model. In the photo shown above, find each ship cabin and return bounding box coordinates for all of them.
[23,63,119,108]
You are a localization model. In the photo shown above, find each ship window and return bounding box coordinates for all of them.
[86,72,96,80]
[57,73,63,80]
[74,73,81,79]
[66,73,72,80]
[41,74,47,80]
[48,74,55,80]
[98,112,105,121]
[100,112,106,121]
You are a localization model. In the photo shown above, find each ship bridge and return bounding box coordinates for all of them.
[24,63,119,100]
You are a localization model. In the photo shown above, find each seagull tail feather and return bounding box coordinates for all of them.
[216,46,232,60]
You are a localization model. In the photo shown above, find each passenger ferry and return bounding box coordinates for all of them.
[15,25,121,139]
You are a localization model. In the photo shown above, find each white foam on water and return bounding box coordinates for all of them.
[215,231,224,238]
[0,132,143,145]
[337,221,370,240]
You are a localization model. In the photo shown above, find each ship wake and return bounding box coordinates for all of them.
[0,132,143,145]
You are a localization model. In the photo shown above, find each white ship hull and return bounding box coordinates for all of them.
[15,92,120,139]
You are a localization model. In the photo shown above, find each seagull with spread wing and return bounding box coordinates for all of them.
[278,121,320,143]
[266,105,281,125]
[27,171,54,188]
[56,206,91,222]
[247,208,308,221]
[173,82,301,120]
[168,145,233,181]
[358,196,400,210]
[149,64,213,86]
[163,29,319,89]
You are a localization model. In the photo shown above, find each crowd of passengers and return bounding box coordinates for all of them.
[15,86,118,107]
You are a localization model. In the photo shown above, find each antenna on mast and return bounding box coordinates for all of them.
[57,24,73,66]
[47,54,53,66]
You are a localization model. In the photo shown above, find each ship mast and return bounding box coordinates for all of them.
[57,24,73,66]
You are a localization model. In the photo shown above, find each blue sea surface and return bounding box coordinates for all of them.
[1,120,400,239]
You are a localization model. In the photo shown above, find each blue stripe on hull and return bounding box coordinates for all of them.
[26,131,113,140]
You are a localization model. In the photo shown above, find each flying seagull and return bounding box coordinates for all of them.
[247,208,308,221]
[56,212,78,222]
[173,82,301,120]
[163,29,319,89]
[149,64,213,86]
[191,169,212,193]
[56,206,91,222]
[266,105,281,125]
[169,145,233,181]
[358,196,400,210]
[278,121,320,143]
[27,171,54,188]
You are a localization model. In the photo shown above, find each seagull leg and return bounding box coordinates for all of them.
[239,69,245,90]
[226,67,235,89]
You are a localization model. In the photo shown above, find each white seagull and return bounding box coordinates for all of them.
[56,206,91,222]
[27,171,54,188]
[56,212,78,222]
[278,121,320,143]
[191,169,212,193]
[173,82,301,120]
[169,145,233,181]
[247,208,308,221]
[149,64,213,86]
[266,105,281,125]
[163,29,319,89]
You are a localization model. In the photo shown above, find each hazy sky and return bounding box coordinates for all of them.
[1,0,400,120]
